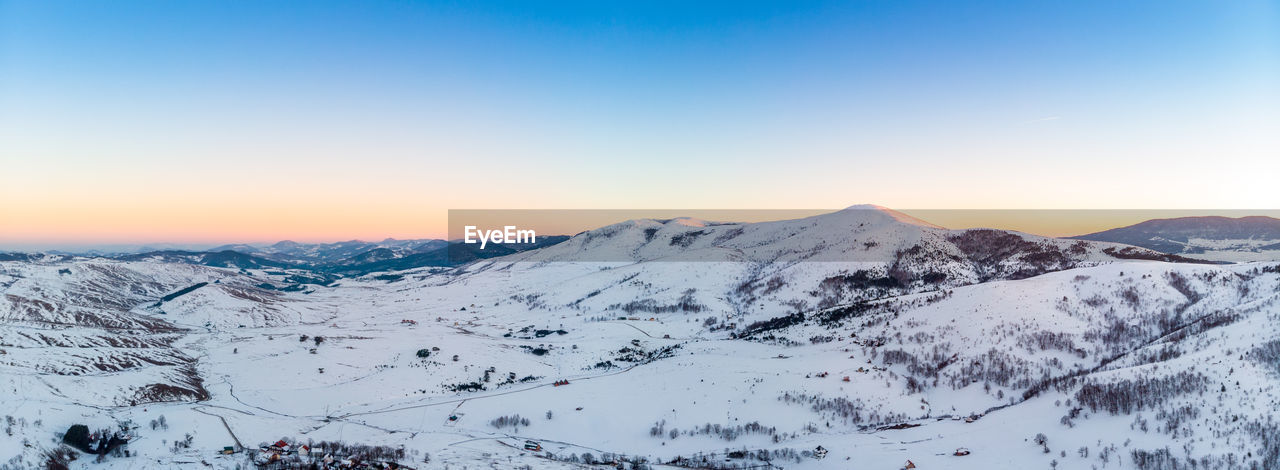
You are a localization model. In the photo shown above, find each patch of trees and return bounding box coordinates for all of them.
[948,230,1074,280]
[733,275,787,307]
[445,381,485,392]
[1102,247,1217,264]
[1018,331,1087,358]
[60,423,131,461]
[669,230,707,247]
[505,324,569,339]
[947,348,1038,390]
[1127,447,1243,470]
[817,300,880,327]
[777,392,911,429]
[543,451,653,469]
[819,270,902,291]
[609,289,705,314]
[1075,371,1208,415]
[1251,340,1280,375]
[489,414,530,430]
[61,424,93,453]
[601,341,681,368]
[148,415,168,431]
[739,312,804,337]
[643,227,659,242]
[155,282,208,304]
[519,345,551,356]
[1165,271,1201,305]
[817,290,949,327]
[881,345,956,383]
[663,448,804,468]
[670,421,779,442]
[42,446,76,469]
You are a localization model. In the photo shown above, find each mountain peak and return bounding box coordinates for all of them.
[834,204,944,229]
[666,217,709,228]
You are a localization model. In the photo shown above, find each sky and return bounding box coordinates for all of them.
[2,0,1278,248]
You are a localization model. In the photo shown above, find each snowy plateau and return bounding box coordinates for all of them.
[3,206,1280,470]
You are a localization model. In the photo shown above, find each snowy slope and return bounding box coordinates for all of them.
[1,207,1277,470]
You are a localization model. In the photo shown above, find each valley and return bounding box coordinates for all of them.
[2,207,1279,469]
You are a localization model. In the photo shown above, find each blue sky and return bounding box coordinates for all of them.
[1,0,1277,245]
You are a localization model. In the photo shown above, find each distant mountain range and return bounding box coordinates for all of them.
[7,212,1280,279]
[117,236,570,276]
[1,237,569,278]
[207,238,450,265]
[1072,216,1280,262]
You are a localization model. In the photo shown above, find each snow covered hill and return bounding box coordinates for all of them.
[452,205,1205,329]
[1073,215,1280,262]
[0,260,335,415]
[2,207,1277,470]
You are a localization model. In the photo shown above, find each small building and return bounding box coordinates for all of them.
[813,446,828,459]
[268,439,290,453]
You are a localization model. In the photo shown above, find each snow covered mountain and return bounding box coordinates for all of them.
[465,205,1204,324]
[1073,216,1280,262]
[2,206,1278,470]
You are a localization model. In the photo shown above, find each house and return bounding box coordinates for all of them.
[813,446,828,459]
[901,460,916,469]
[267,439,290,453]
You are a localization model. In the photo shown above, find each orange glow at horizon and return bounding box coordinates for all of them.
[8,201,1280,250]
[0,199,450,246]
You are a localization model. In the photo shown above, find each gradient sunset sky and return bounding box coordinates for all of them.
[2,1,1278,249]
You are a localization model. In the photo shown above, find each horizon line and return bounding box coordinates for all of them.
[4,208,1280,252]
